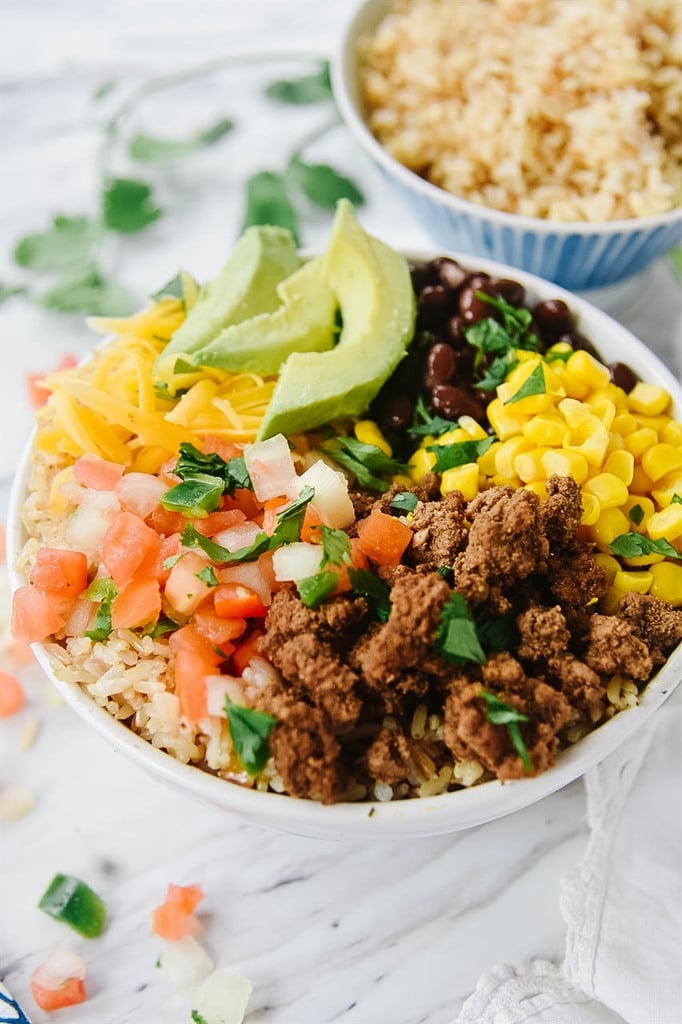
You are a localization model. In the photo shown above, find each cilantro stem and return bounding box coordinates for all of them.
[287,112,342,165]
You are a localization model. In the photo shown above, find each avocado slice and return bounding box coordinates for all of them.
[256,201,416,441]
[159,225,300,364]
[190,254,337,376]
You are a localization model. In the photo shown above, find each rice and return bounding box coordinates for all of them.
[359,0,682,220]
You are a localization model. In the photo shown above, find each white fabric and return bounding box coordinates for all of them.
[455,690,682,1024]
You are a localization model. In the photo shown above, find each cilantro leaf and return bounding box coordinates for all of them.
[504,363,546,405]
[322,438,408,493]
[427,435,495,474]
[609,533,679,560]
[475,291,536,343]
[182,522,270,564]
[628,504,645,526]
[465,317,520,356]
[0,282,26,304]
[225,697,276,776]
[242,171,299,245]
[672,494,682,506]
[435,593,486,665]
[476,612,519,654]
[296,571,339,608]
[102,177,162,233]
[320,526,351,568]
[196,565,219,587]
[151,273,185,304]
[287,155,364,209]
[174,442,253,494]
[389,491,419,515]
[269,486,315,546]
[38,269,131,316]
[544,347,574,364]
[478,688,533,771]
[474,349,518,391]
[265,63,332,104]
[408,395,458,438]
[348,567,391,622]
[161,554,181,571]
[129,118,234,162]
[160,475,224,518]
[93,79,116,102]
[83,578,118,642]
[143,614,178,639]
[14,215,103,274]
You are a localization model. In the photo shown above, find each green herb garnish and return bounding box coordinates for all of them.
[196,565,219,587]
[628,504,645,526]
[478,688,533,771]
[504,363,546,405]
[143,614,178,639]
[102,177,162,233]
[14,215,102,275]
[242,170,300,245]
[0,282,25,305]
[672,493,682,506]
[609,533,679,560]
[476,611,519,654]
[191,1013,208,1024]
[320,525,351,568]
[427,435,495,475]
[129,118,234,163]
[160,475,224,518]
[408,395,457,438]
[269,486,315,546]
[174,442,253,494]
[435,593,486,665]
[474,349,519,392]
[38,269,131,316]
[225,697,276,776]
[463,293,538,391]
[296,571,339,609]
[264,63,332,104]
[389,491,419,515]
[182,522,270,564]
[286,155,364,210]
[348,568,391,622]
[151,272,185,304]
[84,578,118,642]
[544,348,574,364]
[322,437,408,493]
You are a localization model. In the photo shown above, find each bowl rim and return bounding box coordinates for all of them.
[7,247,682,837]
[331,0,682,238]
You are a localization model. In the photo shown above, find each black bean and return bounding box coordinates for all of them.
[424,343,458,388]
[467,272,491,290]
[458,281,498,323]
[490,277,525,306]
[417,285,451,327]
[558,331,600,359]
[410,261,437,294]
[377,394,414,431]
[532,299,573,338]
[433,257,468,291]
[446,315,468,348]
[608,362,639,394]
[431,384,483,421]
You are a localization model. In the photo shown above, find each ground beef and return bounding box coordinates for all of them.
[454,487,549,612]
[617,593,682,668]
[260,588,369,653]
[516,605,571,662]
[583,615,653,682]
[541,475,584,549]
[546,548,606,632]
[547,655,605,717]
[269,701,342,804]
[366,727,416,784]
[409,491,468,569]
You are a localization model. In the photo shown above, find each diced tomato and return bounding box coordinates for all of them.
[356,508,413,566]
[73,454,125,492]
[300,503,323,542]
[193,606,247,647]
[27,373,50,409]
[232,628,265,675]
[192,508,246,537]
[164,550,215,617]
[225,487,261,520]
[30,977,86,1012]
[110,576,161,630]
[214,582,267,620]
[166,882,204,914]
[101,510,160,587]
[197,435,241,463]
[0,671,25,717]
[11,586,70,643]
[139,532,182,584]
[332,538,370,593]
[150,903,198,941]
[148,504,187,537]
[170,625,222,723]
[261,497,288,536]
[30,548,89,599]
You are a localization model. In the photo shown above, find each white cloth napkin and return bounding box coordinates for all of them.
[456,689,682,1024]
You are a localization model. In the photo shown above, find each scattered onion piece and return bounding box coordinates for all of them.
[192,968,253,1024]
[0,786,36,821]
[30,947,86,1012]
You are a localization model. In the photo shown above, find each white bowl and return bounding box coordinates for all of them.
[332,0,682,292]
[7,251,682,840]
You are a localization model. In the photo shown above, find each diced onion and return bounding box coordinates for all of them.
[217,561,272,606]
[32,947,87,989]
[205,675,245,717]
[192,968,253,1024]
[272,542,323,582]
[243,435,298,502]
[158,935,213,994]
[213,521,263,552]
[297,460,355,529]
[116,472,167,518]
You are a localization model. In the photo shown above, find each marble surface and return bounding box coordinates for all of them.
[0,3,681,1023]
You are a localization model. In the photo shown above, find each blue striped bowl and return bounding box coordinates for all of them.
[332,0,682,293]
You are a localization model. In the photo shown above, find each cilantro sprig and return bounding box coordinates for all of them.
[320,526,351,567]
[464,291,539,391]
[348,567,391,622]
[174,442,253,494]
[225,697,276,776]
[408,395,458,438]
[389,491,419,515]
[296,571,339,609]
[83,578,118,642]
[322,437,408,493]
[504,363,546,405]
[478,689,533,772]
[427,435,496,475]
[160,475,224,518]
[609,533,680,560]
[435,594,486,665]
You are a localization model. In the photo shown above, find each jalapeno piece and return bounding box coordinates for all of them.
[38,873,106,938]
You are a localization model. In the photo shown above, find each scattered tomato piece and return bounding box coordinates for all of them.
[214,583,267,620]
[356,508,413,566]
[30,947,87,1012]
[0,672,25,717]
[151,882,204,941]
[170,626,222,722]
[11,586,70,643]
[232,628,265,675]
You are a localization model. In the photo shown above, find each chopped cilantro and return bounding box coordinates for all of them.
[408,395,457,438]
[160,475,224,518]
[242,170,300,245]
[474,349,518,392]
[265,63,332,104]
[348,568,391,622]
[39,269,131,316]
[83,578,118,642]
[14,215,102,275]
[476,611,519,654]
[174,442,253,494]
[389,491,419,515]
[225,697,276,776]
[504,363,546,405]
[320,526,351,568]
[182,522,270,564]
[478,688,533,772]
[191,1013,208,1024]
[628,504,645,526]
[269,486,315,546]
[436,565,454,584]
[435,593,486,665]
[129,117,234,162]
[196,565,219,587]
[161,554,181,571]
[672,494,682,506]
[287,155,364,210]
[322,437,408,493]
[427,435,495,474]
[463,294,538,391]
[143,614,178,639]
[102,177,162,233]
[544,348,574,364]
[609,533,679,560]
[296,571,339,608]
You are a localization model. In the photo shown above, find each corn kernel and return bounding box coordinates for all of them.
[631,464,656,495]
[491,473,522,489]
[565,350,611,391]
[603,449,634,486]
[554,364,590,400]
[486,398,528,441]
[434,427,470,446]
[557,398,593,428]
[611,412,638,437]
[545,342,572,360]
[627,382,670,417]
[651,469,682,507]
[648,562,682,607]
[458,416,488,441]
[623,495,656,532]
[662,420,682,446]
[541,448,589,484]
[624,427,658,458]
[391,474,414,490]
[514,448,550,483]
[441,463,479,500]
[497,359,559,415]
[408,447,436,482]
[593,382,628,411]
[613,570,653,595]
[589,507,630,547]
[354,420,392,456]
[495,437,533,479]
[594,552,621,585]
[634,414,672,435]
[586,394,616,430]
[477,441,499,477]
[601,586,623,614]
[641,443,682,483]
[564,420,610,467]
[522,415,568,447]
[578,491,600,526]
[584,473,629,509]
[647,504,682,541]
[524,481,549,501]
[622,552,665,568]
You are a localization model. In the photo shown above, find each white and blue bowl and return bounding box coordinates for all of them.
[332,0,682,293]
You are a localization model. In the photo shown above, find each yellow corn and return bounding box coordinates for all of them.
[603,450,634,486]
[612,569,653,595]
[595,552,621,585]
[408,447,436,482]
[433,427,470,445]
[624,427,658,458]
[566,350,611,390]
[490,473,522,489]
[622,495,655,532]
[524,481,549,501]
[586,394,616,429]
[611,412,638,437]
[541,448,589,484]
[634,414,672,435]
[354,420,392,456]
[558,397,595,428]
[514,448,550,484]
[662,420,682,446]
[601,586,623,614]
[392,474,415,490]
[580,492,601,525]
[441,463,479,500]
[631,464,655,495]
[627,382,671,417]
[641,443,682,483]
[486,398,528,441]
[584,473,629,509]
[477,441,500,476]
[589,507,630,548]
[648,562,682,606]
[651,470,682,508]
[494,437,533,479]
[458,416,488,441]
[647,504,682,541]
[522,414,568,447]
[553,363,590,400]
